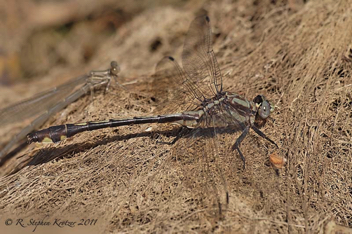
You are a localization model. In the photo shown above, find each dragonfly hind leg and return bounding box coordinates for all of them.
[232,127,249,169]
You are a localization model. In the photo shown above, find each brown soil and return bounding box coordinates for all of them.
[0,0,351,233]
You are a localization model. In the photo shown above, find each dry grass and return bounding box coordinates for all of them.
[0,0,351,233]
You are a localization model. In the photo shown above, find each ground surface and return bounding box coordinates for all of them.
[0,0,351,233]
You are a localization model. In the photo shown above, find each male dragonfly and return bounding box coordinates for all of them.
[28,16,277,171]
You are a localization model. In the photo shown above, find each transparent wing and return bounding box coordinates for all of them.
[0,75,87,126]
[170,125,231,220]
[182,15,223,98]
[151,56,205,113]
[155,56,205,102]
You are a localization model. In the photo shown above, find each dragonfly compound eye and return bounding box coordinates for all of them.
[259,101,271,119]
[110,61,120,75]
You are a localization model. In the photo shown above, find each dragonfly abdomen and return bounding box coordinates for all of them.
[27,113,202,143]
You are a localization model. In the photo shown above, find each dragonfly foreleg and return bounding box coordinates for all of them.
[251,125,278,148]
[232,127,249,169]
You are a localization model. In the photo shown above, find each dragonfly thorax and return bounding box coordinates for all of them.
[193,93,255,129]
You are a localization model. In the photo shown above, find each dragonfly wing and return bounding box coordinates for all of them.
[182,15,223,97]
[171,127,227,221]
[152,56,204,113]
[0,75,86,126]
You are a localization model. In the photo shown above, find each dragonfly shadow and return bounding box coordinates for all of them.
[26,128,182,166]
[26,126,242,167]
[0,140,28,167]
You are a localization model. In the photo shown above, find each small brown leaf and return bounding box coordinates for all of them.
[269,152,286,169]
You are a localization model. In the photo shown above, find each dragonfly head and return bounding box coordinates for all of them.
[110,61,120,76]
[253,95,274,120]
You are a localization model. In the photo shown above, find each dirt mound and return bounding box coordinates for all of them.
[0,0,351,233]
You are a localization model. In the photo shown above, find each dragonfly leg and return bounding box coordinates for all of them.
[251,125,278,148]
[232,127,249,169]
[88,83,95,100]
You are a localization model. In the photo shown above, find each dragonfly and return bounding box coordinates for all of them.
[0,61,120,165]
[27,15,277,165]
[27,15,278,210]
